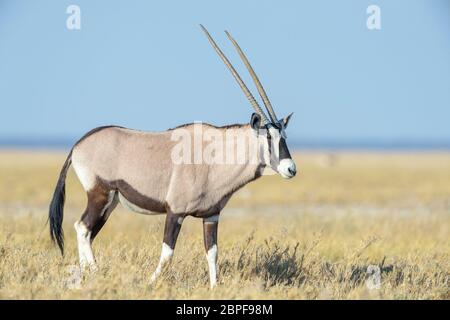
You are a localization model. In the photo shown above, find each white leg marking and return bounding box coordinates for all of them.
[150,243,174,284]
[177,216,184,225]
[74,221,97,271]
[206,244,218,288]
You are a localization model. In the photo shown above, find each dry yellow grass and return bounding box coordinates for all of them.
[0,151,448,299]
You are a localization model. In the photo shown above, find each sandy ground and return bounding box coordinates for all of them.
[0,151,448,299]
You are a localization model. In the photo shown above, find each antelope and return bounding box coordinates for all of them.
[48,25,297,288]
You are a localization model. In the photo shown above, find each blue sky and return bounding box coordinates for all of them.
[0,0,449,144]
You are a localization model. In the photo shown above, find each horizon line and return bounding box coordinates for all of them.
[1,137,450,151]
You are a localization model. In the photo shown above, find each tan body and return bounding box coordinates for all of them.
[72,124,262,217]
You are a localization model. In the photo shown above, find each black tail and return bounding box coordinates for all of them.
[49,151,72,255]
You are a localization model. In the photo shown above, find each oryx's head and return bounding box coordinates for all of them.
[201,25,297,179]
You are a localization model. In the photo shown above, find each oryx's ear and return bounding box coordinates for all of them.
[250,113,262,131]
[281,112,293,128]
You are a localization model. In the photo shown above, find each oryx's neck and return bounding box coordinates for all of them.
[203,124,265,195]
[166,123,265,214]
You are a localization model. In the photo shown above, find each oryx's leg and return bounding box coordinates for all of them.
[74,186,118,271]
[203,214,219,288]
[150,213,184,284]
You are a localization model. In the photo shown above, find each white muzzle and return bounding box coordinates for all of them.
[277,159,297,179]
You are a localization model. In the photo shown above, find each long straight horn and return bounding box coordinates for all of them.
[200,25,269,124]
[225,30,278,124]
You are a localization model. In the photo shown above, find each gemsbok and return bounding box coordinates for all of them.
[49,25,297,288]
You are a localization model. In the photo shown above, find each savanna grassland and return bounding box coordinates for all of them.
[0,151,448,299]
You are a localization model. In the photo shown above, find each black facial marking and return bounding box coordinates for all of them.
[279,137,292,160]
[266,129,272,156]
[264,125,291,161]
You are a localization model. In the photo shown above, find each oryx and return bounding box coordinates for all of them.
[49,25,297,288]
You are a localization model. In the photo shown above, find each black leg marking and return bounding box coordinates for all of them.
[163,213,183,249]
[150,213,184,283]
[203,217,218,251]
[75,184,118,271]
[80,189,118,241]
